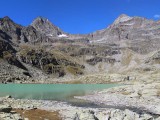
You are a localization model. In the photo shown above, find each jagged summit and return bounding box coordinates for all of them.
[2,16,12,20]
[32,16,50,24]
[113,14,133,25]
[31,16,63,37]
[0,16,18,25]
[0,16,22,27]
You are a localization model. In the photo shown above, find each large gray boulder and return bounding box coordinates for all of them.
[73,110,98,120]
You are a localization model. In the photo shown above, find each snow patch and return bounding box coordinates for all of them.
[124,23,134,26]
[58,34,68,38]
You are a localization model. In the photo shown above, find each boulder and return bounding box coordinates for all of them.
[124,109,139,120]
[12,114,23,120]
[140,114,153,120]
[74,113,80,120]
[0,105,12,113]
[110,109,125,120]
[74,110,98,120]
[5,95,12,98]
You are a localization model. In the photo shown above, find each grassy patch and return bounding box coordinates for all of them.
[14,109,61,120]
[63,80,83,84]
[121,91,131,95]
[66,65,83,75]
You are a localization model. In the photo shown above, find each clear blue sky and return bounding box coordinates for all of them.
[0,0,160,34]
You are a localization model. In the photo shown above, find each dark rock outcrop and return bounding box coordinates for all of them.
[0,16,23,43]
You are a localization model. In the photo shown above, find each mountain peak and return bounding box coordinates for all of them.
[3,16,11,20]
[32,16,49,23]
[0,16,13,23]
[118,14,130,18]
[31,17,63,37]
[113,14,133,25]
[31,16,51,26]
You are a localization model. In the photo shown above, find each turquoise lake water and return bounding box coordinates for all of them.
[0,84,118,102]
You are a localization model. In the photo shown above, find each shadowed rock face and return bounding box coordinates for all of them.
[0,16,23,43]
[0,39,28,76]
[0,16,49,45]
[21,25,48,44]
[0,30,12,42]
[0,39,16,56]
[0,14,160,83]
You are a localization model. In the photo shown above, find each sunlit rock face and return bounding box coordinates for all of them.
[31,17,63,37]
[88,14,160,54]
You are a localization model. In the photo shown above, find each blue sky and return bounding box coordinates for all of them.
[0,0,160,34]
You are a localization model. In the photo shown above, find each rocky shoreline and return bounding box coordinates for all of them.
[0,83,160,120]
[76,83,160,118]
[1,97,159,120]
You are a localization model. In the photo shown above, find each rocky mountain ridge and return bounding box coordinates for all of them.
[31,17,64,37]
[0,14,160,83]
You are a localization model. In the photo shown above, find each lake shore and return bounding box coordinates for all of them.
[0,82,160,120]
[1,71,160,86]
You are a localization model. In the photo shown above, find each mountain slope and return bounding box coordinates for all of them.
[89,14,160,54]
[0,14,160,83]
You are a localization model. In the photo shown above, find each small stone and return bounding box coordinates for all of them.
[141,114,153,119]
[24,118,29,120]
[10,111,17,114]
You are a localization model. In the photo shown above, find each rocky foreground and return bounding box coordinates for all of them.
[0,83,160,120]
